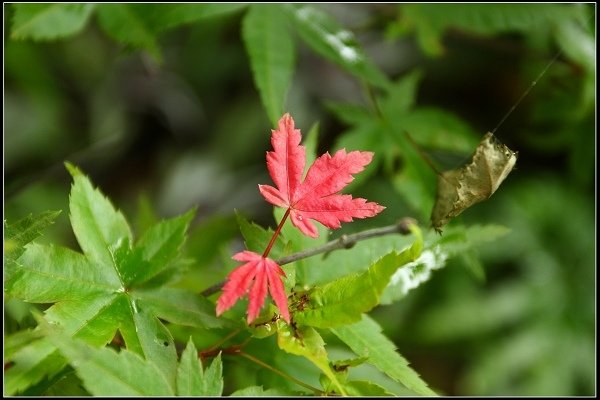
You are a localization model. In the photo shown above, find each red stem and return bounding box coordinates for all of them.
[262,208,291,258]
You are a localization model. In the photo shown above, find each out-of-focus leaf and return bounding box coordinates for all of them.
[133,194,159,237]
[4,337,66,396]
[38,369,89,396]
[186,214,239,267]
[11,4,95,40]
[343,380,396,396]
[4,329,45,359]
[331,314,437,396]
[243,4,295,126]
[399,108,479,154]
[555,18,595,74]
[230,385,293,396]
[141,4,247,32]
[332,71,449,219]
[177,339,223,396]
[95,4,160,59]
[283,4,390,89]
[394,4,581,56]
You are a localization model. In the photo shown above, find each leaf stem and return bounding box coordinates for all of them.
[262,208,291,258]
[238,351,326,395]
[202,328,241,354]
[201,218,417,297]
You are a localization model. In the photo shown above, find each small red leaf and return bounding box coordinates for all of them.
[217,251,290,324]
[259,114,385,237]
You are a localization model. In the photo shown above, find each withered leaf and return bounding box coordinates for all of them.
[431,132,518,232]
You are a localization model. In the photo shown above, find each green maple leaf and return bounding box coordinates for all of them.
[4,163,223,394]
[4,210,61,281]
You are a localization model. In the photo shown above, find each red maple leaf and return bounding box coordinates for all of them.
[216,113,385,324]
[259,113,385,237]
[216,251,290,323]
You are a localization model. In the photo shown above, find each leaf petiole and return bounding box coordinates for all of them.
[238,351,326,395]
[262,208,290,258]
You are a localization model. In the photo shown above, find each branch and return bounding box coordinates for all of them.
[200,217,418,297]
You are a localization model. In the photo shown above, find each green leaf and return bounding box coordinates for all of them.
[291,252,399,327]
[95,4,160,60]
[277,322,346,395]
[186,214,239,268]
[6,164,198,394]
[177,339,223,396]
[321,372,396,396]
[326,101,373,126]
[131,310,178,390]
[382,70,423,114]
[4,337,66,396]
[45,293,128,347]
[4,210,61,279]
[331,314,437,396]
[235,210,289,259]
[4,329,45,360]
[343,380,397,396]
[65,162,133,271]
[39,368,89,396]
[133,287,225,329]
[243,4,295,126]
[137,4,247,33]
[133,194,159,237]
[230,385,292,396]
[118,209,196,286]
[283,4,390,89]
[332,72,455,219]
[6,243,121,303]
[293,224,423,328]
[11,4,95,40]
[396,4,581,57]
[4,210,61,260]
[555,17,595,74]
[432,224,511,255]
[398,107,479,154]
[45,325,174,396]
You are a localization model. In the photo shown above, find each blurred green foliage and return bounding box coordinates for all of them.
[4,3,595,396]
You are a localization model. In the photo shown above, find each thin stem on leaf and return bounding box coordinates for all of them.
[201,328,242,354]
[262,208,291,258]
[238,351,326,395]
